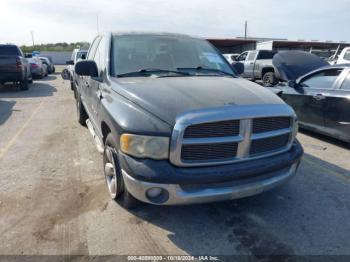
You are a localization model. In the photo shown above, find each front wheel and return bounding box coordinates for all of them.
[76,95,88,126]
[19,77,29,91]
[262,72,277,87]
[103,134,141,209]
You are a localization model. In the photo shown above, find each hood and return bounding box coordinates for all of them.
[273,51,329,82]
[111,76,284,125]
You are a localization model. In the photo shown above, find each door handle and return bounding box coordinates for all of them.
[250,62,254,65]
[313,94,325,101]
[84,81,89,87]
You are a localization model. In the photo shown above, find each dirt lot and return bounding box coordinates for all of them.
[0,67,350,257]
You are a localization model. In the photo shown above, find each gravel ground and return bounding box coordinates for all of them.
[0,67,349,258]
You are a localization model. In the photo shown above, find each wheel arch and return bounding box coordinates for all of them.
[262,67,275,76]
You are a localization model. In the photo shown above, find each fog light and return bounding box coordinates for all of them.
[147,187,162,198]
[145,187,169,204]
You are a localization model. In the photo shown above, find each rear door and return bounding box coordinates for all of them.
[243,51,257,78]
[323,69,350,141]
[282,68,342,131]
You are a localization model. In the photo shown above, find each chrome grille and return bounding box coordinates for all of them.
[170,105,296,167]
[184,120,240,138]
[250,134,290,156]
[181,143,238,161]
[253,117,291,134]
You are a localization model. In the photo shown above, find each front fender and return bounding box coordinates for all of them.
[98,90,173,148]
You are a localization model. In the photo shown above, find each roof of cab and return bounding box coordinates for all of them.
[110,31,198,38]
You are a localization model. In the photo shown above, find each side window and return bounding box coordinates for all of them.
[93,37,106,74]
[87,37,101,60]
[246,51,257,61]
[18,48,24,57]
[300,69,343,89]
[257,50,276,60]
[237,52,248,61]
[340,73,350,90]
[344,50,350,61]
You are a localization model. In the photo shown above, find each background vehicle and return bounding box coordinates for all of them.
[66,49,87,91]
[223,53,239,64]
[329,47,350,65]
[39,56,55,74]
[74,32,302,209]
[0,44,32,90]
[235,50,278,87]
[27,56,47,79]
[271,51,350,143]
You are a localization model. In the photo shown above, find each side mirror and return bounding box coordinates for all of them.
[75,60,98,77]
[81,54,86,60]
[231,62,244,75]
[66,60,74,65]
[289,80,305,93]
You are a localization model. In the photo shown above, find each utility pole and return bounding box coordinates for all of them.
[30,31,35,47]
[96,13,99,33]
[244,21,247,39]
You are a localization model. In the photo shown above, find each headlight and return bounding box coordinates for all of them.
[120,134,169,160]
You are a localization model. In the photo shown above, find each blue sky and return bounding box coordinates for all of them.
[0,0,349,45]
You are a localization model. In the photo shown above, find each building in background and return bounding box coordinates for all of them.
[207,37,350,60]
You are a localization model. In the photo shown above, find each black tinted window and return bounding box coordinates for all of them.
[340,73,350,90]
[0,45,20,55]
[301,69,342,89]
[257,50,277,60]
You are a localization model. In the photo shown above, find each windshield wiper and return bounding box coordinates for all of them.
[177,66,234,77]
[117,68,190,78]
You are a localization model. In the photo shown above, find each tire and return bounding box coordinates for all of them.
[61,69,70,80]
[262,71,277,87]
[103,133,141,209]
[76,94,88,126]
[19,77,29,91]
[70,78,75,90]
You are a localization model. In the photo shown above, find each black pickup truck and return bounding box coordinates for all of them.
[0,44,32,90]
[74,32,303,209]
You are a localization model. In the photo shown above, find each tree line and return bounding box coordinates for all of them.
[20,42,90,52]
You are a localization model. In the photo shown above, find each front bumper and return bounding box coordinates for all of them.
[120,140,303,205]
[122,163,299,205]
[0,72,23,83]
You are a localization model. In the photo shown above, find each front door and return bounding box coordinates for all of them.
[88,37,107,131]
[282,68,343,131]
[243,51,257,79]
[324,70,350,141]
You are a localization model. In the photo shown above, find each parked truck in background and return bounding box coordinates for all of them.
[329,47,350,65]
[66,49,87,91]
[235,50,278,87]
[73,32,303,209]
[0,44,32,90]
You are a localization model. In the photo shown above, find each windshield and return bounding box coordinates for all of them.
[0,45,20,56]
[77,51,87,59]
[110,35,234,77]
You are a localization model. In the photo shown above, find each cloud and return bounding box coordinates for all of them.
[0,0,349,45]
